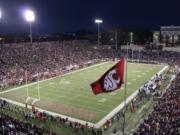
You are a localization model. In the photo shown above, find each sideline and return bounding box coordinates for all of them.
[0,97,95,127]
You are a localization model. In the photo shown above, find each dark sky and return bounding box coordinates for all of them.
[0,0,180,34]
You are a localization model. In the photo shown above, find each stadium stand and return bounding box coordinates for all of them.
[0,101,56,135]
[134,72,180,135]
[0,41,118,90]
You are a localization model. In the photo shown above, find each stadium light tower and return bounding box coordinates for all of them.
[95,19,103,47]
[24,9,35,44]
[0,10,2,19]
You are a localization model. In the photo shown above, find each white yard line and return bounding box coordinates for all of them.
[0,61,109,95]
[94,65,168,128]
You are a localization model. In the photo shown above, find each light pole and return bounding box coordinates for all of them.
[115,30,118,50]
[95,19,103,47]
[0,10,2,19]
[24,10,35,44]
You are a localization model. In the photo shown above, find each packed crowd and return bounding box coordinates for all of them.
[134,71,180,135]
[137,74,162,100]
[0,41,116,89]
[0,114,56,135]
[0,99,56,135]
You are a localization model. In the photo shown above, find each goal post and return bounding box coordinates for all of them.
[25,96,40,111]
[25,71,41,110]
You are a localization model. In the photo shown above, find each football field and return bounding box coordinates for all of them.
[0,62,164,123]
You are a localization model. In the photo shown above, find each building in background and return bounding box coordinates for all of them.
[160,26,180,46]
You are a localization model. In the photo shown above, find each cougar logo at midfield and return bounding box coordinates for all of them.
[104,69,120,91]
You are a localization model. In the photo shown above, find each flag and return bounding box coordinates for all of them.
[91,58,125,95]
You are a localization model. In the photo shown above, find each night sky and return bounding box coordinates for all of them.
[0,0,180,34]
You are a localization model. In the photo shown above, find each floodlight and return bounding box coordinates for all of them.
[94,18,103,47]
[25,10,35,22]
[24,9,35,44]
[95,19,103,24]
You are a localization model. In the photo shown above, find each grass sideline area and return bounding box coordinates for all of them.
[0,62,164,123]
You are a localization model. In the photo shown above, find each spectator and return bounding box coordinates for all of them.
[134,72,180,135]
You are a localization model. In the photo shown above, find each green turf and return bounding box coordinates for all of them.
[0,62,164,123]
